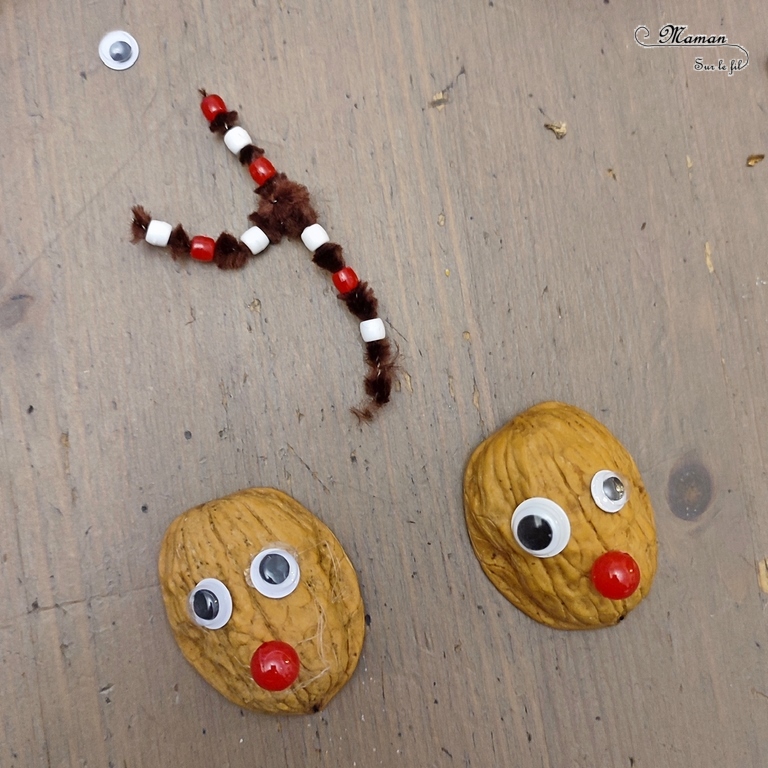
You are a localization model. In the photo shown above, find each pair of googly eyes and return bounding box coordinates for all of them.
[512,470,628,558]
[188,548,300,630]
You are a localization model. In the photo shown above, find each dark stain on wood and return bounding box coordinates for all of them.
[0,294,33,329]
[666,459,713,520]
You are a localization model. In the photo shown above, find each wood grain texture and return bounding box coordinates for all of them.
[1,0,767,766]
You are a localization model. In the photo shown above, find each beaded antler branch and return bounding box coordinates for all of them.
[131,91,397,421]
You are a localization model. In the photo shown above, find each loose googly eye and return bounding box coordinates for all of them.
[591,470,629,513]
[188,578,232,629]
[250,548,300,599]
[99,31,140,71]
[511,497,571,558]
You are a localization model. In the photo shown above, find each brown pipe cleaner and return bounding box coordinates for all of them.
[130,206,253,270]
[129,92,397,420]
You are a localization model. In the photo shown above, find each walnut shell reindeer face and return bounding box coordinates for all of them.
[463,402,658,629]
[158,488,365,713]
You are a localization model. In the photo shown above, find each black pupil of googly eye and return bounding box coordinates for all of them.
[603,476,625,501]
[517,515,554,551]
[192,589,219,621]
[109,40,132,62]
[259,553,290,585]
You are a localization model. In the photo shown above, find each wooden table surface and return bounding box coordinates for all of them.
[2,1,767,766]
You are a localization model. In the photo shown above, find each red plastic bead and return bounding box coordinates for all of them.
[249,156,277,187]
[200,94,227,122]
[189,235,216,262]
[332,267,359,294]
[250,641,300,691]
[590,551,640,600]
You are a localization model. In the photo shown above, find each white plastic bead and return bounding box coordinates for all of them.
[224,126,252,155]
[240,226,270,255]
[300,223,330,252]
[360,318,386,342]
[145,219,172,247]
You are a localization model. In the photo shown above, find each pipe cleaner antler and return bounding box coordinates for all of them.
[131,92,397,421]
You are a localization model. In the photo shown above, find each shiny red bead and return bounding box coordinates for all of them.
[189,235,215,262]
[332,267,359,294]
[590,551,640,600]
[249,156,277,187]
[250,641,300,691]
[200,94,227,121]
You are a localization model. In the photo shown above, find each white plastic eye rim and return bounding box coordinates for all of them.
[99,30,140,71]
[188,578,233,630]
[249,548,300,599]
[511,497,571,558]
[591,470,629,513]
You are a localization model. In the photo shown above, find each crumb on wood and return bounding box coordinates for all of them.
[544,121,567,139]
[757,557,768,594]
[607,168,617,180]
[747,154,765,167]
[428,65,466,110]
[429,91,450,109]
[705,241,714,274]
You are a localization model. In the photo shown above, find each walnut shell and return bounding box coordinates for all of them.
[463,402,657,630]
[158,488,365,713]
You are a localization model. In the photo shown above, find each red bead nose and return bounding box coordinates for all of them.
[591,551,641,600]
[250,641,300,691]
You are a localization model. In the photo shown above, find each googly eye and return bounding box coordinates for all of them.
[188,578,232,629]
[250,548,300,599]
[591,470,629,513]
[99,31,140,71]
[511,497,571,558]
